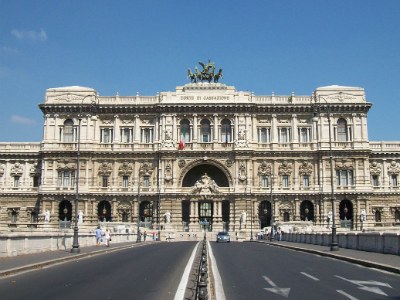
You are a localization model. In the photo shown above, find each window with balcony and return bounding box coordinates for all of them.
[100,128,113,143]
[336,169,354,186]
[141,128,153,143]
[180,119,191,143]
[336,118,351,142]
[258,127,271,143]
[200,119,211,143]
[121,128,133,143]
[58,170,75,188]
[298,127,311,143]
[279,128,291,143]
[221,119,232,143]
[62,119,76,143]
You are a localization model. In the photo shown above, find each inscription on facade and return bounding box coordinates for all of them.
[180,95,231,101]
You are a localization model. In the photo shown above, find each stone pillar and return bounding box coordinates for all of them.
[213,114,218,142]
[193,114,198,142]
[134,115,140,143]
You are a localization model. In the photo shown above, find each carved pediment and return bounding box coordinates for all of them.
[191,173,220,194]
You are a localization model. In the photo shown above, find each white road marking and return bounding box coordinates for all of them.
[335,275,392,296]
[207,241,226,300]
[337,290,359,300]
[263,276,291,298]
[174,241,200,300]
[300,272,320,281]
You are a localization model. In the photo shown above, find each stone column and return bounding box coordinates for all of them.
[193,114,198,142]
[213,114,218,142]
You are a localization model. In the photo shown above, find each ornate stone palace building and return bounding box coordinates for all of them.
[1,73,400,233]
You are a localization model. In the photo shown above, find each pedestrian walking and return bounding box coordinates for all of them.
[104,228,111,247]
[143,230,147,241]
[95,226,102,246]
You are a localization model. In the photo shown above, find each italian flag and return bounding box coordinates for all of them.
[178,127,186,150]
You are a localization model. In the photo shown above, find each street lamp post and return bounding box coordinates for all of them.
[250,201,253,241]
[71,94,98,254]
[137,181,141,243]
[269,175,275,242]
[313,96,339,251]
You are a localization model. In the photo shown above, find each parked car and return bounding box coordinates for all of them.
[216,231,230,243]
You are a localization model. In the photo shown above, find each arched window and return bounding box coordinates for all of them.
[395,209,400,222]
[283,212,290,222]
[337,118,348,142]
[63,119,75,143]
[200,119,211,142]
[180,119,191,143]
[221,119,232,143]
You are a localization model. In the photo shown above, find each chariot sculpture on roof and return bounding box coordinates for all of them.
[188,60,223,83]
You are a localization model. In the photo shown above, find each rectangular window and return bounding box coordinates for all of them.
[392,174,398,187]
[123,176,129,188]
[202,132,210,143]
[261,175,269,188]
[282,175,289,187]
[121,128,133,143]
[101,128,113,143]
[279,128,291,143]
[298,128,310,143]
[33,176,40,187]
[372,175,379,187]
[58,171,75,187]
[143,175,150,187]
[303,175,310,187]
[258,128,270,143]
[102,176,109,187]
[14,176,20,187]
[141,128,153,143]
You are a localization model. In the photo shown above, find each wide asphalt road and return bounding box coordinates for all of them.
[0,241,198,300]
[210,241,400,300]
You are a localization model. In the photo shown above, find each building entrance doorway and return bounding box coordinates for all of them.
[199,202,213,231]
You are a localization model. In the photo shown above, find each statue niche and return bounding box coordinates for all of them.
[191,173,220,194]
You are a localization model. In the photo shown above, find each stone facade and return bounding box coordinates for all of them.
[1,82,400,234]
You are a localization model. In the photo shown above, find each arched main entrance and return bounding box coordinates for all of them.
[59,200,72,221]
[259,200,272,228]
[300,200,314,221]
[181,162,230,232]
[339,199,353,228]
[98,200,112,222]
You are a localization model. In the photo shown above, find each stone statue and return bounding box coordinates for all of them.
[191,173,220,194]
[78,210,84,224]
[44,209,50,223]
[360,209,366,222]
[164,211,171,223]
[187,60,222,84]
[327,210,332,228]
[240,211,247,228]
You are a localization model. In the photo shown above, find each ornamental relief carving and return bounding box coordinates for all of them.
[335,160,353,171]
[0,164,4,177]
[118,162,133,176]
[278,161,293,176]
[369,161,382,176]
[10,163,24,177]
[57,159,75,170]
[164,163,172,182]
[387,160,400,175]
[258,161,272,176]
[299,161,313,176]
[30,163,42,176]
[98,162,112,176]
[238,161,247,181]
[139,162,153,176]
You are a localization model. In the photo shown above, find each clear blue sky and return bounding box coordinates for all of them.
[1,0,399,142]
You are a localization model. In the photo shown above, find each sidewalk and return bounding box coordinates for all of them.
[254,239,400,275]
[0,241,150,277]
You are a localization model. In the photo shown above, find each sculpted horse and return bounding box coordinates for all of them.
[188,69,197,83]
[195,66,203,82]
[213,68,223,83]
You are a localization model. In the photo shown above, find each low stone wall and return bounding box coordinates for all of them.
[0,231,137,257]
[283,232,400,255]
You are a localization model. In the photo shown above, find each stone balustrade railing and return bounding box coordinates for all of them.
[283,231,400,255]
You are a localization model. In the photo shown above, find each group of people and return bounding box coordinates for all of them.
[95,226,112,247]
[257,226,284,241]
